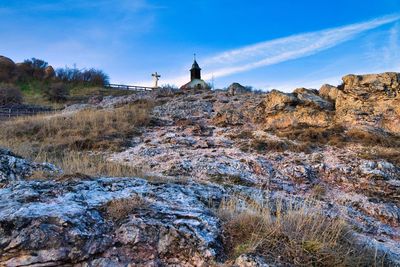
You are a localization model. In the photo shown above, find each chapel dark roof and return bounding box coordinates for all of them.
[191,60,201,70]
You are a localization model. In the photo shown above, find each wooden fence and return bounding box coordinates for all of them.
[0,107,57,119]
[105,83,154,91]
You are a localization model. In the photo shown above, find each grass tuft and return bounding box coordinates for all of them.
[217,196,380,266]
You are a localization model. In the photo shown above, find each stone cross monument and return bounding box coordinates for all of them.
[152,72,161,88]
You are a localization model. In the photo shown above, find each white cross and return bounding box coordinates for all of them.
[152,72,161,88]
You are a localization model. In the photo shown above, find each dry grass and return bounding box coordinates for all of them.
[240,138,314,154]
[0,101,152,153]
[357,146,400,166]
[0,101,153,178]
[276,125,400,149]
[346,128,400,148]
[276,125,347,147]
[104,195,148,221]
[217,196,379,266]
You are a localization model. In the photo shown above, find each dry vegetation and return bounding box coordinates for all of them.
[0,100,154,177]
[104,195,148,221]
[231,130,314,154]
[275,125,400,148]
[217,196,381,266]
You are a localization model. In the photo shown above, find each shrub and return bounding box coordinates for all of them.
[55,66,109,86]
[43,82,69,102]
[0,85,23,105]
[22,58,48,80]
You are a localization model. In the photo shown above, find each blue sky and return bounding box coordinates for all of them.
[1,0,400,91]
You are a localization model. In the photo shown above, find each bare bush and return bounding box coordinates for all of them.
[0,84,23,105]
[55,66,109,86]
[43,82,69,102]
[22,58,48,80]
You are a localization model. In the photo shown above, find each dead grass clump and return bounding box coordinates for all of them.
[276,125,347,146]
[346,128,400,148]
[217,196,376,266]
[357,147,400,166]
[275,125,400,150]
[104,195,148,221]
[39,151,143,178]
[229,130,253,140]
[0,101,153,153]
[244,138,313,154]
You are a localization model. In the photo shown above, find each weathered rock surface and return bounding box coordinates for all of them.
[255,89,333,129]
[336,72,400,133]
[227,83,248,96]
[319,84,340,102]
[0,177,226,266]
[0,148,60,187]
[2,71,400,265]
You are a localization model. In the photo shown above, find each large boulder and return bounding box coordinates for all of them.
[0,148,60,186]
[0,56,16,82]
[0,177,225,266]
[335,72,400,133]
[294,88,334,110]
[227,83,248,96]
[44,65,55,79]
[255,89,333,129]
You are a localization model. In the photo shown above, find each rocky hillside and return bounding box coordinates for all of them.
[0,72,399,266]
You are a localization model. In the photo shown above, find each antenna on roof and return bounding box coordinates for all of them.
[194,53,196,61]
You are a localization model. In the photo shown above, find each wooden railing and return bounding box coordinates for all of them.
[0,107,57,119]
[105,84,154,91]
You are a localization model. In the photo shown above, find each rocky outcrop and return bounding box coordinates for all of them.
[0,56,16,82]
[227,83,248,96]
[319,84,340,102]
[255,89,333,129]
[0,148,60,187]
[44,65,55,79]
[294,88,334,110]
[1,71,400,265]
[0,177,226,266]
[335,72,400,133]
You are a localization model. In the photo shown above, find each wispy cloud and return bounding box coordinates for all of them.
[163,14,400,86]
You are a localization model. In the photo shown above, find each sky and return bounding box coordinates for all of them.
[1,0,400,91]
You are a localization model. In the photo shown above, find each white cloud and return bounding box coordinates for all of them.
[164,14,400,86]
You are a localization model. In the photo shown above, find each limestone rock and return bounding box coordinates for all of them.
[335,72,400,133]
[294,87,334,110]
[262,90,298,113]
[0,148,60,186]
[255,89,332,129]
[234,254,271,267]
[0,178,225,266]
[227,83,249,96]
[319,84,340,102]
